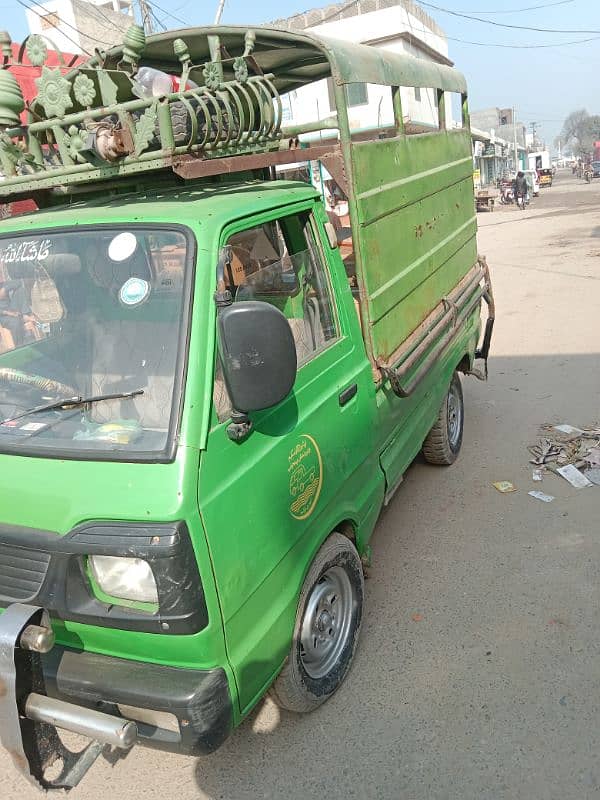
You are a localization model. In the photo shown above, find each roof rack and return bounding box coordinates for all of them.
[0,24,467,203]
[0,26,296,201]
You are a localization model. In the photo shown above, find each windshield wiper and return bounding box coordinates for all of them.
[2,389,144,425]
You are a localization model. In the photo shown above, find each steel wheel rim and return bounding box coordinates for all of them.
[447,381,462,449]
[299,565,355,680]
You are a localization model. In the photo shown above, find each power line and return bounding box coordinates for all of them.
[144,0,189,28]
[19,0,120,48]
[149,7,167,32]
[458,0,575,14]
[446,33,600,47]
[82,1,135,39]
[15,0,94,55]
[418,1,600,34]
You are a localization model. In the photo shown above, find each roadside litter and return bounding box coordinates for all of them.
[556,464,593,489]
[586,469,600,486]
[528,490,554,503]
[493,481,517,493]
[527,422,600,492]
[493,423,599,500]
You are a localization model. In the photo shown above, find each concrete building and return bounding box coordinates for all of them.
[271,0,455,136]
[471,107,527,161]
[25,0,133,55]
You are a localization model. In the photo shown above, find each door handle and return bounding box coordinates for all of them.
[338,383,358,406]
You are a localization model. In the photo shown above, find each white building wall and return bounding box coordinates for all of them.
[308,5,448,58]
[26,0,133,54]
[26,0,82,54]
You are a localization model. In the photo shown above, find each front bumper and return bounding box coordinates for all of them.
[42,645,233,756]
[0,604,232,790]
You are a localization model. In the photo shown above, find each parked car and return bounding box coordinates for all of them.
[591,161,600,178]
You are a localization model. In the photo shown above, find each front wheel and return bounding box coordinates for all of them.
[422,371,464,465]
[270,533,364,713]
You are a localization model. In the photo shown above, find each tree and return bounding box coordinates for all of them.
[559,109,600,157]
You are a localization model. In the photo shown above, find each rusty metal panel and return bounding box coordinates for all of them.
[349,128,477,364]
[173,144,341,179]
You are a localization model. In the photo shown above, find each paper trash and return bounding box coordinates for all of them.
[586,448,600,468]
[556,464,593,489]
[585,468,600,486]
[553,424,584,435]
[528,490,554,503]
[532,469,544,482]
[493,481,517,493]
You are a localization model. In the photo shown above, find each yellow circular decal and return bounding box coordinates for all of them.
[288,434,323,520]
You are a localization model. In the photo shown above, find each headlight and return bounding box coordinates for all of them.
[88,555,159,604]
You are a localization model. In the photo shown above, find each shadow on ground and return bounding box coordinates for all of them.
[191,353,600,800]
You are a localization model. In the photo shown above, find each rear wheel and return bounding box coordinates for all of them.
[422,371,464,465]
[270,533,364,713]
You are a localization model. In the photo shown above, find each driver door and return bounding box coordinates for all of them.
[198,203,377,711]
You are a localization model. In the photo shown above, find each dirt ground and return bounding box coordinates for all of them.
[2,171,600,799]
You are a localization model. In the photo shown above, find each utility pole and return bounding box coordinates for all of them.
[138,0,154,34]
[513,106,518,171]
[529,121,538,150]
[214,0,226,24]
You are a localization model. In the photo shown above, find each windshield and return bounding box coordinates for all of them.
[0,226,192,460]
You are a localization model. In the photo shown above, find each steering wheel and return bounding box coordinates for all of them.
[0,368,76,398]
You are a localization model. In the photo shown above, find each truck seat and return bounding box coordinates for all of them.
[89,317,177,430]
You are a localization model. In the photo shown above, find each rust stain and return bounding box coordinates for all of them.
[0,678,7,698]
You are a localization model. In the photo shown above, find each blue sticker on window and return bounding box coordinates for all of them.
[119,277,150,306]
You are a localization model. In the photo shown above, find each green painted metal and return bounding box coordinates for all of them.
[0,27,283,197]
[122,26,467,95]
[0,25,469,201]
[0,25,489,768]
[349,129,478,363]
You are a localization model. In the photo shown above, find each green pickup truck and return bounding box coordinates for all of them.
[0,24,493,789]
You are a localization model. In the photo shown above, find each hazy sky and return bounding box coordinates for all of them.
[4,0,598,151]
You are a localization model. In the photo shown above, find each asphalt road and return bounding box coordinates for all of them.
[3,172,600,799]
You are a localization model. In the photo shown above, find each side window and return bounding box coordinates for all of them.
[213,212,340,422]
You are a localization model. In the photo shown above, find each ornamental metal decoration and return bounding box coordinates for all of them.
[0,68,24,126]
[121,24,146,69]
[133,102,158,156]
[0,25,284,199]
[0,132,23,171]
[63,125,88,162]
[35,65,73,118]
[202,61,223,91]
[233,57,248,84]
[25,34,47,67]
[73,74,96,107]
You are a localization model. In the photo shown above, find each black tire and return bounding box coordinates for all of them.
[270,533,364,713]
[169,98,240,146]
[422,371,464,465]
[169,100,190,145]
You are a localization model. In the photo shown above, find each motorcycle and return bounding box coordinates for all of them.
[499,183,514,205]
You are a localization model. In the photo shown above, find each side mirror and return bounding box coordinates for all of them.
[217,300,297,440]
